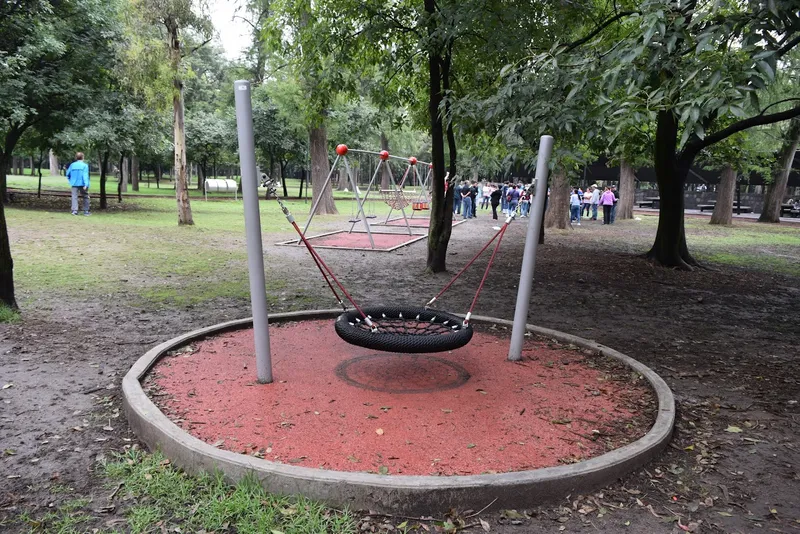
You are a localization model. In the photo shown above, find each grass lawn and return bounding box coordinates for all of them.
[8,199,800,309]
[7,173,427,201]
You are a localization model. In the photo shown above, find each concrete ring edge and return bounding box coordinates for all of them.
[122,309,675,514]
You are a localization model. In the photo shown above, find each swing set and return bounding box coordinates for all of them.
[299,145,434,249]
[267,177,518,353]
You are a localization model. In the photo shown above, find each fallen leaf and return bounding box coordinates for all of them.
[2,383,13,389]
[441,409,453,414]
[479,518,490,532]
[500,510,525,520]
[467,443,476,449]
[724,426,743,433]
[376,428,384,436]
[717,511,733,517]
[378,466,389,475]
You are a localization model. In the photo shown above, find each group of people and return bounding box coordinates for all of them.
[453,180,621,226]
[452,181,534,221]
[569,184,619,225]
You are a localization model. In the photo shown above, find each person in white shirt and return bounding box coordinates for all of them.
[590,184,601,220]
[570,188,582,225]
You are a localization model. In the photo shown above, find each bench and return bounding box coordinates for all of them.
[637,201,654,208]
[698,204,752,213]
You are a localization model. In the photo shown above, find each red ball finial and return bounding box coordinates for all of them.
[428,163,433,168]
[336,144,348,156]
[379,150,389,161]
[409,156,418,165]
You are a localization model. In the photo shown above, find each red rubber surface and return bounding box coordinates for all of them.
[150,321,648,476]
[287,231,424,250]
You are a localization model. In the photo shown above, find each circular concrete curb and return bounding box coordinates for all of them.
[123,310,675,514]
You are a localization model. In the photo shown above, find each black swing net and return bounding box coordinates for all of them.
[269,179,514,353]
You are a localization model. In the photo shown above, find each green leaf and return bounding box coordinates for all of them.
[695,34,712,54]
[757,60,775,80]
[694,122,705,140]
[725,425,743,433]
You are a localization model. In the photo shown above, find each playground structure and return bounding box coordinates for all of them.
[119,81,675,517]
[291,144,433,250]
[203,178,238,200]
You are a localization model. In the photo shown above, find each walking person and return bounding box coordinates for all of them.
[66,152,90,216]
[599,186,615,225]
[461,183,473,220]
[519,188,530,217]
[453,181,462,215]
[583,187,593,218]
[469,181,479,217]
[490,184,502,220]
[507,184,520,216]
[570,188,582,225]
[481,183,491,209]
[610,186,619,224]
[591,184,600,220]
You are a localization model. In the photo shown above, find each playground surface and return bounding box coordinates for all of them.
[275,229,427,251]
[2,197,799,532]
[145,320,654,476]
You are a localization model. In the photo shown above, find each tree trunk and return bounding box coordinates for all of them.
[299,169,306,199]
[380,132,391,190]
[121,157,129,192]
[169,23,193,225]
[131,156,139,191]
[425,11,455,273]
[99,151,109,209]
[759,119,800,223]
[544,166,569,229]
[647,111,696,269]
[118,154,124,203]
[617,159,635,220]
[36,154,43,198]
[710,165,736,225]
[28,156,34,175]
[0,200,17,309]
[49,150,59,176]
[156,163,162,188]
[336,167,348,191]
[309,125,337,215]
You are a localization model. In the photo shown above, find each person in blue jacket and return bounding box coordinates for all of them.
[65,152,90,215]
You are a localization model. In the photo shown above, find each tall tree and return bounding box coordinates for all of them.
[137,0,213,225]
[487,0,800,268]
[759,119,800,223]
[0,0,122,308]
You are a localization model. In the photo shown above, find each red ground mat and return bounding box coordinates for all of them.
[148,320,652,476]
[276,230,427,251]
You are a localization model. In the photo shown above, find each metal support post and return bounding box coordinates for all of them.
[233,80,273,383]
[342,156,376,248]
[508,135,554,361]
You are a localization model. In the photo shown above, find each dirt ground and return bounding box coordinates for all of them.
[1,208,799,534]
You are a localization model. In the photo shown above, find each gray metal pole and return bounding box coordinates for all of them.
[508,135,554,361]
[233,80,273,383]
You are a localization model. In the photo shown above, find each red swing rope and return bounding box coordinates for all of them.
[424,214,515,323]
[275,197,374,328]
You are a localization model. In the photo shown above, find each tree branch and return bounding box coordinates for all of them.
[560,11,637,54]
[759,98,800,116]
[683,105,800,160]
[182,38,213,58]
[777,34,800,58]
